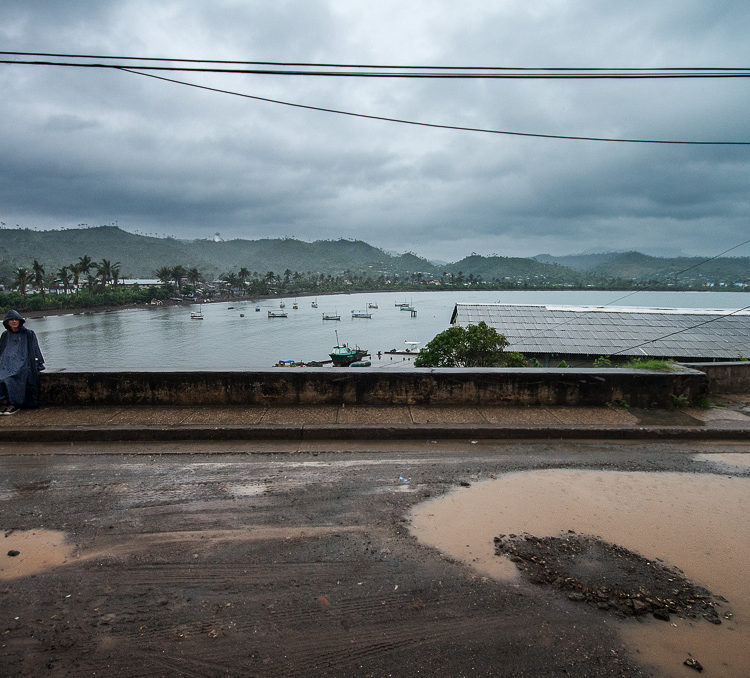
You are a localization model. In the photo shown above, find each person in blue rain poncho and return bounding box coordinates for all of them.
[0,310,45,414]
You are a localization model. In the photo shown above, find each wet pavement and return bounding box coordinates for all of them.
[1,436,749,677]
[0,392,748,443]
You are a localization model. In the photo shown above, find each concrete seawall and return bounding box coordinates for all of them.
[683,361,750,393]
[40,367,708,408]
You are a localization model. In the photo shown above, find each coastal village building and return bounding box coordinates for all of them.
[450,303,750,366]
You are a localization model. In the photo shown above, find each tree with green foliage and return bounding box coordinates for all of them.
[155,266,173,287]
[96,258,120,289]
[32,260,46,298]
[14,267,31,296]
[171,265,187,292]
[57,266,72,295]
[111,263,121,289]
[186,267,202,287]
[69,262,82,291]
[78,255,93,277]
[414,321,526,367]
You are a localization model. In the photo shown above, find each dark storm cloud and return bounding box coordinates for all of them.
[2,1,750,261]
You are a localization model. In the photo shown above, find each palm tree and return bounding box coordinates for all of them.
[69,263,82,291]
[78,255,93,277]
[171,265,187,293]
[56,266,72,294]
[111,264,121,289]
[15,267,31,296]
[186,267,202,287]
[32,259,46,298]
[96,258,120,289]
[223,272,239,296]
[238,267,250,290]
[85,274,96,296]
[155,266,174,287]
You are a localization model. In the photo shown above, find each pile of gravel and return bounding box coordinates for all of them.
[494,531,729,624]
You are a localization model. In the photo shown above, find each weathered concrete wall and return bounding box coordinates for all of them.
[40,367,708,408]
[684,361,750,393]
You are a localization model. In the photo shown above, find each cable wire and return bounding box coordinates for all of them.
[498,237,750,353]
[3,51,750,74]
[4,58,750,79]
[118,68,750,145]
[609,304,750,357]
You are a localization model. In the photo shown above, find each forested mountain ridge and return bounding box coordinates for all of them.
[0,226,747,287]
[534,251,749,284]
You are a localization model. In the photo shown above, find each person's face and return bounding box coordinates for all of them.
[7,319,20,332]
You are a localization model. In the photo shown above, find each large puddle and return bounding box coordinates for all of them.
[410,468,750,677]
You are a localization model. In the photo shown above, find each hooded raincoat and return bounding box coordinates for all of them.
[0,310,45,407]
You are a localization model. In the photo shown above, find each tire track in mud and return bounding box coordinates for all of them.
[96,611,516,678]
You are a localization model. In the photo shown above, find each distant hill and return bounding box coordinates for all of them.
[445,255,582,284]
[535,251,750,283]
[534,252,623,271]
[0,227,437,279]
[0,227,747,286]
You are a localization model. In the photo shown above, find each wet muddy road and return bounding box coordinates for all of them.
[1,439,747,677]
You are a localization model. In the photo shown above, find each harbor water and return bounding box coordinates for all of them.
[28,290,749,370]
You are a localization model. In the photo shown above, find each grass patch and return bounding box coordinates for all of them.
[620,358,676,371]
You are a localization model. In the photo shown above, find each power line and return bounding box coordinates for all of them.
[503,236,750,353]
[609,304,750,357]
[574,236,750,309]
[4,58,750,79]
[118,67,750,145]
[2,51,750,74]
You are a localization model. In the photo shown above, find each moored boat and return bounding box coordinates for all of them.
[322,312,341,320]
[268,310,288,318]
[330,330,368,366]
[351,310,372,318]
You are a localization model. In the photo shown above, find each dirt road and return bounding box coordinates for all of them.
[1,439,746,677]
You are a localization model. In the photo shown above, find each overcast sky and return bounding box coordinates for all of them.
[2,1,750,262]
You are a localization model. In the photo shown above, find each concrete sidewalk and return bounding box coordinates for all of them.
[1,393,749,442]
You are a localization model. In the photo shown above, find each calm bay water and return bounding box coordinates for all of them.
[29,289,749,370]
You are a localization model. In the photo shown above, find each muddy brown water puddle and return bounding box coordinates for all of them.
[1,530,76,580]
[409,468,750,678]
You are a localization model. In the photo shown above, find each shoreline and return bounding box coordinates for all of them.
[14,286,750,321]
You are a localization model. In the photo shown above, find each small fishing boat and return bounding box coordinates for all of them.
[367,302,378,309]
[395,302,410,307]
[279,301,285,308]
[255,305,261,312]
[351,310,372,319]
[292,300,299,309]
[268,310,288,318]
[330,331,368,367]
[322,312,341,321]
[311,299,318,308]
[400,305,415,312]
[190,305,204,320]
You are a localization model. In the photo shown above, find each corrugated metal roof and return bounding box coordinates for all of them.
[450,303,750,359]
